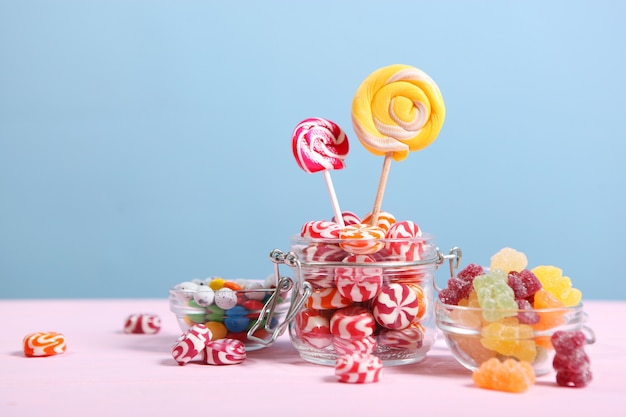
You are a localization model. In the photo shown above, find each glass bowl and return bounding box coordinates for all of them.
[169,278,292,351]
[434,298,591,375]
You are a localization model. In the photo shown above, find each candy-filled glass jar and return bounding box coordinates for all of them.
[270,234,456,366]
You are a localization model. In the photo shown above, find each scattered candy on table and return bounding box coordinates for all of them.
[551,330,593,387]
[335,353,383,384]
[23,331,67,357]
[472,357,536,393]
[171,323,212,366]
[204,338,247,365]
[123,314,161,334]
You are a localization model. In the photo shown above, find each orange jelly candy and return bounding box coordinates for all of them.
[472,357,535,393]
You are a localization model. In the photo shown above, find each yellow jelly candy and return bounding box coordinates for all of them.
[490,247,528,273]
[480,320,537,363]
[531,265,582,307]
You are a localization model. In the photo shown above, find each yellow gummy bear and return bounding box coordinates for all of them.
[531,265,582,307]
[490,247,528,273]
[480,319,537,363]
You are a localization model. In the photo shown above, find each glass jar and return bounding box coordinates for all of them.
[261,234,459,366]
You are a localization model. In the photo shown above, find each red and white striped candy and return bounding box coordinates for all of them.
[330,306,376,339]
[124,314,161,334]
[407,283,427,321]
[378,326,423,351]
[171,324,212,365]
[334,254,383,302]
[372,283,419,330]
[23,332,67,357]
[339,224,385,255]
[333,335,377,356]
[335,353,383,383]
[384,220,424,261]
[306,287,352,310]
[332,211,361,226]
[300,220,341,239]
[301,243,346,288]
[295,309,333,349]
[291,117,349,174]
[362,211,396,233]
[204,338,246,365]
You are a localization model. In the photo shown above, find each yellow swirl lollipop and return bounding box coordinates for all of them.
[352,64,445,162]
[351,64,445,224]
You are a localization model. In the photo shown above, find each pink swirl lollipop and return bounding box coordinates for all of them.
[292,118,349,226]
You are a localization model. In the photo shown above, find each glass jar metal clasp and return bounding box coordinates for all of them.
[246,249,312,345]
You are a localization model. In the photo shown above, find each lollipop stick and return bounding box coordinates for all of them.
[323,170,345,228]
[370,152,392,226]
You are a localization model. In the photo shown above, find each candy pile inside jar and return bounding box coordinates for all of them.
[169,276,290,351]
[437,247,592,392]
[286,64,448,382]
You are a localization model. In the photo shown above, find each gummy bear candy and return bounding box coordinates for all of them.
[507,269,542,300]
[472,270,518,321]
[516,299,539,324]
[551,330,592,388]
[531,265,582,307]
[472,357,535,393]
[439,264,483,305]
[480,319,537,363]
[490,247,528,273]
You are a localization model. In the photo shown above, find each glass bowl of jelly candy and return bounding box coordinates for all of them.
[168,277,292,351]
[434,297,589,376]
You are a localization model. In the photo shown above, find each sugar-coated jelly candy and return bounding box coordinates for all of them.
[472,357,535,393]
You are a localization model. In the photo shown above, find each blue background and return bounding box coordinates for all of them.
[1,1,624,300]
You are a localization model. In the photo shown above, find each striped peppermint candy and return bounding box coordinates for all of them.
[362,211,396,233]
[339,224,385,255]
[171,324,212,365]
[384,220,424,261]
[124,314,162,334]
[333,335,377,356]
[295,308,333,349]
[335,353,383,383]
[306,287,352,310]
[204,338,246,365]
[301,243,346,288]
[372,283,419,330]
[23,332,67,357]
[378,326,424,351]
[331,211,362,226]
[330,307,376,339]
[334,254,383,302]
[300,220,342,239]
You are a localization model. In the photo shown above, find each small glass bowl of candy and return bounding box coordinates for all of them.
[434,298,592,375]
[168,277,292,351]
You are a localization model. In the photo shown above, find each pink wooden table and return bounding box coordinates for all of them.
[1,299,624,416]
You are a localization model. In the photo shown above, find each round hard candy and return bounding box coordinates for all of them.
[339,224,385,255]
[172,325,212,365]
[332,211,362,226]
[384,220,424,261]
[193,286,215,307]
[205,321,228,341]
[306,287,352,310]
[295,309,333,349]
[335,353,383,383]
[334,254,383,302]
[372,283,419,330]
[242,280,266,300]
[204,338,246,365]
[330,306,376,339]
[173,281,199,301]
[362,211,396,233]
[214,287,238,310]
[377,326,423,351]
[124,313,161,334]
[300,220,342,239]
[23,332,67,357]
[301,243,346,288]
[333,335,377,356]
